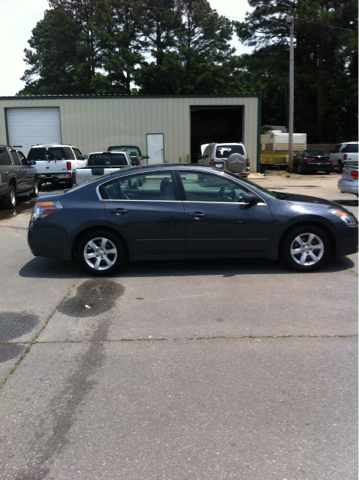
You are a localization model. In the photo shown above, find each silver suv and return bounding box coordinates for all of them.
[330,142,358,173]
[198,143,250,177]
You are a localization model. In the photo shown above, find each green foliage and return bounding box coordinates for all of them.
[235,0,358,142]
[19,9,87,95]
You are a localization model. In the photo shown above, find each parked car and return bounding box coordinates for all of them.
[0,145,39,209]
[73,151,132,186]
[198,143,250,177]
[338,160,358,197]
[294,149,332,174]
[107,145,148,166]
[27,144,86,188]
[330,142,358,173]
[28,164,357,276]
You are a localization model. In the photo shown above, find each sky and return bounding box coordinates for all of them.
[0,0,252,96]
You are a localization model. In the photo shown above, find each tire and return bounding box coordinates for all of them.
[66,180,73,189]
[226,153,246,174]
[77,230,125,276]
[297,163,302,174]
[30,178,39,197]
[281,226,330,272]
[338,160,343,174]
[2,184,17,209]
[325,170,331,175]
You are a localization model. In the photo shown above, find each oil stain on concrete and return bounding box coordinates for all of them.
[58,278,125,318]
[10,281,126,479]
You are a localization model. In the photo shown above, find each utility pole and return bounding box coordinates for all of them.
[287,16,294,173]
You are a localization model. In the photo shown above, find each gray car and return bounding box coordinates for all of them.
[337,161,358,197]
[198,143,250,177]
[0,145,39,209]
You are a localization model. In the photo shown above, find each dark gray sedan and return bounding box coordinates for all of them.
[28,165,358,276]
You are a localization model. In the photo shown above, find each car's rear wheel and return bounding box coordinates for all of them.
[2,184,17,209]
[77,230,125,276]
[281,226,330,272]
[338,160,343,173]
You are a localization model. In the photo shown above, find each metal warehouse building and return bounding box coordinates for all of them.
[0,95,261,171]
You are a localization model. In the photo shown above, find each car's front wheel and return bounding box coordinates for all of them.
[77,230,125,276]
[281,226,330,272]
[338,160,343,173]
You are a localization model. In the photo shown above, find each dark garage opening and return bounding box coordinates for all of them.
[190,106,244,162]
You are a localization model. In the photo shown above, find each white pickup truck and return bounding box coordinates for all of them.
[27,144,86,189]
[72,151,132,186]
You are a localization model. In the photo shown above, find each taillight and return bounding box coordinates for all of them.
[210,159,214,165]
[304,158,311,163]
[67,161,71,170]
[72,171,76,185]
[328,158,332,163]
[344,154,347,160]
[136,157,140,166]
[246,158,250,166]
[32,200,62,220]
[351,171,358,180]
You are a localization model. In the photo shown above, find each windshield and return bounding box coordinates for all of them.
[108,146,141,156]
[305,150,327,156]
[88,153,128,166]
[216,145,244,158]
[28,147,67,161]
[225,171,277,198]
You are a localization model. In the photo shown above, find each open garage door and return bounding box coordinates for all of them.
[190,106,243,163]
[6,108,61,156]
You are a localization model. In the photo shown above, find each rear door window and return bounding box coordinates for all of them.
[65,147,75,159]
[216,145,244,158]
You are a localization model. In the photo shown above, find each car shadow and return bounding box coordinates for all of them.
[19,256,353,279]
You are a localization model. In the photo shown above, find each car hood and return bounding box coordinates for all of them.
[276,192,347,209]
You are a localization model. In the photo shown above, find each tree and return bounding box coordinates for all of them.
[18,9,87,95]
[175,0,236,94]
[135,0,183,94]
[235,0,358,142]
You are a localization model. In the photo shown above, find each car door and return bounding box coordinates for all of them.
[177,171,274,254]
[9,149,27,192]
[101,170,186,256]
[17,151,34,190]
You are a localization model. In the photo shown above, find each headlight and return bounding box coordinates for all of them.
[329,208,356,225]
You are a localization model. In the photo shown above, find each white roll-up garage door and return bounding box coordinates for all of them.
[7,107,61,156]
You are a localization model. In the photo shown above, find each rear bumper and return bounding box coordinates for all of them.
[304,164,332,171]
[39,173,71,182]
[338,179,358,195]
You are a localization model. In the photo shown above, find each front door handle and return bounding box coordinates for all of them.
[188,212,206,218]
[109,208,128,215]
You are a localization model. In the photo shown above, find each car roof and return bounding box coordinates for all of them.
[30,144,76,148]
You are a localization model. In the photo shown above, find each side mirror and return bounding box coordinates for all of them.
[243,193,259,206]
[29,159,36,165]
[84,154,88,160]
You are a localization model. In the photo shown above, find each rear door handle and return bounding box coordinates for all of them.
[109,208,128,215]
